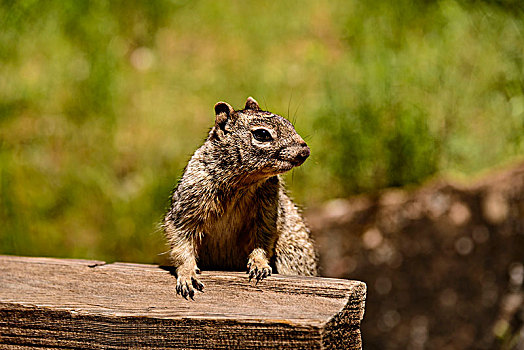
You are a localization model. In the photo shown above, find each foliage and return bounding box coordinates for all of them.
[1,0,523,262]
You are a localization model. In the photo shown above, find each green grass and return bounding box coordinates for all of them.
[1,0,523,262]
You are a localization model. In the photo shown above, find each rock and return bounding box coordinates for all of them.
[308,162,524,350]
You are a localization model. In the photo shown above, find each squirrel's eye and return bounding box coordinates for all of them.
[252,128,273,142]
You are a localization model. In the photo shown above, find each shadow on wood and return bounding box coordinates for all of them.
[0,255,366,349]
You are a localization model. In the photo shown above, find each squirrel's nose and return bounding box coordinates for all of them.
[294,145,310,164]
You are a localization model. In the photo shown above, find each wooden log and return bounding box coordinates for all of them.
[0,255,366,349]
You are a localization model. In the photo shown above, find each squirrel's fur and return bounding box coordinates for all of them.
[163,97,317,298]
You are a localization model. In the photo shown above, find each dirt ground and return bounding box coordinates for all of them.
[307,162,524,349]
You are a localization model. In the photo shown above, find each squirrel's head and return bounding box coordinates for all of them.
[210,97,310,181]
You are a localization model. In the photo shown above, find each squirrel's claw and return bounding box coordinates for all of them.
[248,267,257,282]
[193,277,204,292]
[176,278,201,300]
[256,267,271,285]
[176,265,204,299]
[176,279,189,299]
[247,259,272,284]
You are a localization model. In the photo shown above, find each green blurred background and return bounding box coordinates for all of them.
[1,0,523,263]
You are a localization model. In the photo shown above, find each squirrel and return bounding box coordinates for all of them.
[163,97,318,299]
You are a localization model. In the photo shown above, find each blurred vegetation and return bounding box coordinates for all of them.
[1,0,523,263]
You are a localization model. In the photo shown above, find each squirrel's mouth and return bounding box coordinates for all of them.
[277,145,310,169]
[273,158,303,173]
[258,146,310,177]
[278,160,296,172]
[256,160,294,177]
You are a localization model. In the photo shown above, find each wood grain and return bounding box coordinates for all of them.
[0,255,366,349]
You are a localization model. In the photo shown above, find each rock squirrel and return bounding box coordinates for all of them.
[163,97,318,298]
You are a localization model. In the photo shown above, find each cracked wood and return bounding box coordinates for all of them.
[0,255,366,349]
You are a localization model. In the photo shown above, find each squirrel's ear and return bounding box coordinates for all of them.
[245,97,261,111]
[214,101,234,132]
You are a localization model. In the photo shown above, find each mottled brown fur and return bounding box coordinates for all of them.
[163,97,317,298]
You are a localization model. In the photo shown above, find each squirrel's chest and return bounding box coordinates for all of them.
[198,203,257,270]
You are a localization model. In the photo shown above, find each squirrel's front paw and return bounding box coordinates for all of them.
[247,258,272,283]
[176,264,204,299]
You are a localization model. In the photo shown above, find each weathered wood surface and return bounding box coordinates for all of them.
[0,255,366,349]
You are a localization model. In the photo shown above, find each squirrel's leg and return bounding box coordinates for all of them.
[165,223,204,299]
[247,215,277,282]
[246,186,279,282]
